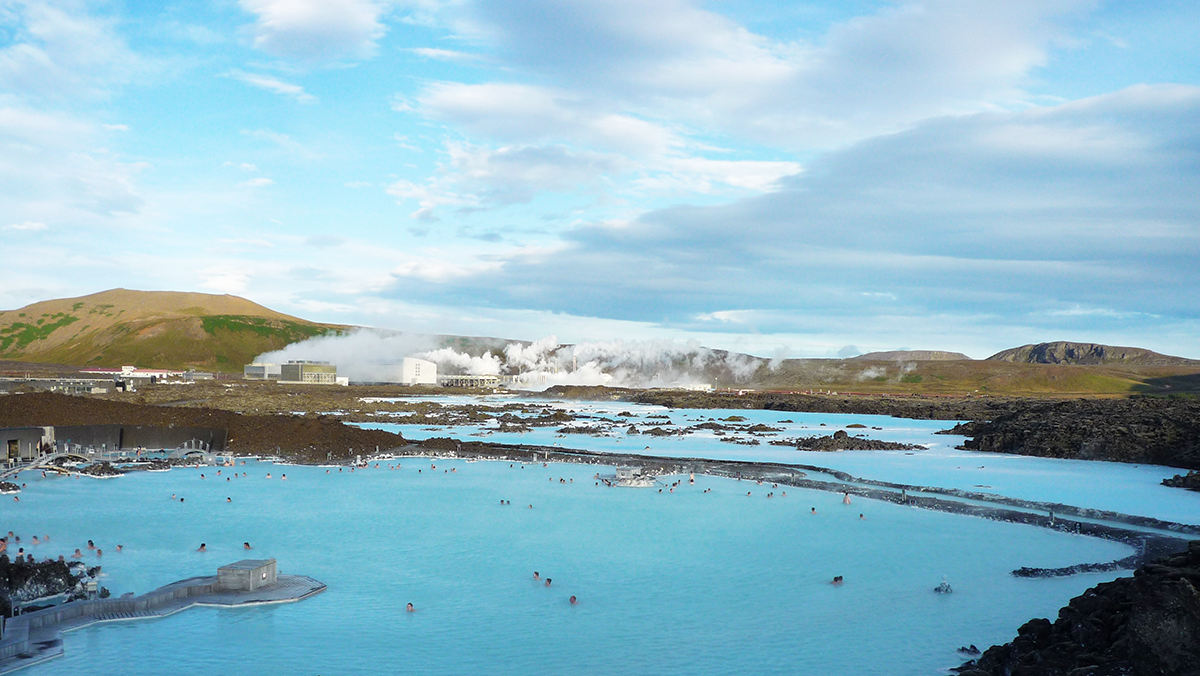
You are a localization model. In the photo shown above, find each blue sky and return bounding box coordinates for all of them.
[2,0,1198,359]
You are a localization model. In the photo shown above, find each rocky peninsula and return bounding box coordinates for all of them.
[957,540,1200,676]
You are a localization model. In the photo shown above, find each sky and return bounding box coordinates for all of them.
[2,0,1199,360]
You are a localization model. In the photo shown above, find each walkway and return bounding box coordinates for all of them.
[0,572,325,674]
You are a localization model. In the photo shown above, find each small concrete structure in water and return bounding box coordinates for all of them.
[217,559,277,592]
[0,558,323,674]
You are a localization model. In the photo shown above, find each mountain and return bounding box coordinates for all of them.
[0,289,346,372]
[851,350,971,361]
[986,342,1198,367]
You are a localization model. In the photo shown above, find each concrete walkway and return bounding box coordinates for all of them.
[0,572,324,674]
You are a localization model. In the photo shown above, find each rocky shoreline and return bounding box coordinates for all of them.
[541,387,1200,470]
[956,540,1200,676]
[0,557,106,618]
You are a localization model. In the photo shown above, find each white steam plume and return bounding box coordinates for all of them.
[257,331,766,389]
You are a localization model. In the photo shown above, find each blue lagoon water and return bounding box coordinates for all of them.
[3,397,1196,675]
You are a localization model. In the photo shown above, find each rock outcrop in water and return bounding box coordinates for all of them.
[1162,470,1200,492]
[943,397,1200,470]
[770,430,922,452]
[0,556,84,617]
[957,540,1200,676]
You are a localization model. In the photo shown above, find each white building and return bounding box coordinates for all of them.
[400,357,437,385]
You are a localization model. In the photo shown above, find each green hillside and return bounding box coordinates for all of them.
[0,289,348,373]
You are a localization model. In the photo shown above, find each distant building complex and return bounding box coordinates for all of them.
[437,374,501,388]
[244,361,347,386]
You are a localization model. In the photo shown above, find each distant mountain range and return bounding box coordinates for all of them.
[2,291,1197,394]
[852,350,971,361]
[986,342,1199,367]
[0,289,346,373]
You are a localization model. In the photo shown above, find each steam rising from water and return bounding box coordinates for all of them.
[256,330,766,389]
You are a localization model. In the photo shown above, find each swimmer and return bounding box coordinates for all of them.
[281,474,287,480]
[201,474,205,479]
[96,548,102,557]
[528,504,532,509]
[180,498,185,502]
[569,595,577,605]
[811,507,817,514]
[31,536,40,545]
[227,496,233,502]
[545,579,552,587]
[13,496,18,502]
[266,473,272,479]
[244,542,252,550]
[533,571,540,580]
[198,543,207,552]
[831,576,843,585]
[859,513,865,519]
[72,548,83,558]
[406,602,415,612]
[88,540,95,550]
[116,544,123,552]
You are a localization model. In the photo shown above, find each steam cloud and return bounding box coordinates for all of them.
[255,330,767,390]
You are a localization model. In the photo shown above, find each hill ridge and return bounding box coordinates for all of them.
[0,289,346,372]
[986,341,1198,366]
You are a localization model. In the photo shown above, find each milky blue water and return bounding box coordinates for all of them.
[357,397,1200,525]
[2,396,1195,676]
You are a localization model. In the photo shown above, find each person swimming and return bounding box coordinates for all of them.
[545,579,552,587]
[198,543,207,552]
[569,595,577,605]
[244,542,252,550]
[87,539,95,550]
[72,548,83,558]
[811,507,817,514]
[227,497,232,502]
[831,576,843,585]
[406,602,415,612]
[533,571,540,580]
[116,544,123,552]
[859,513,865,519]
[95,548,102,557]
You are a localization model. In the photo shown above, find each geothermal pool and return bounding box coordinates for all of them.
[3,400,1198,676]
[358,398,1200,524]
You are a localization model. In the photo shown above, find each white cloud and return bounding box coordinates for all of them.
[199,264,252,293]
[448,0,1088,149]
[373,85,1200,351]
[225,69,317,103]
[239,177,275,187]
[0,107,144,223]
[4,221,47,231]
[239,0,389,61]
[0,1,145,100]
[418,82,679,157]
[408,47,482,63]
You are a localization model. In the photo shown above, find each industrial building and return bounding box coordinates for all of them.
[400,357,437,385]
[243,363,282,380]
[278,361,347,386]
[437,374,501,388]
